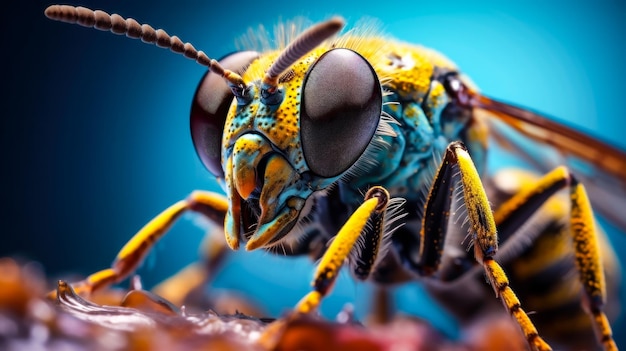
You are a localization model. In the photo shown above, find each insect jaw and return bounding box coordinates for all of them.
[244,196,305,251]
[224,134,307,251]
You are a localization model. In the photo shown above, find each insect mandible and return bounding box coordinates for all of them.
[44,5,626,351]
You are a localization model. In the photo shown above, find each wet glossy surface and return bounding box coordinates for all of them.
[0,258,530,351]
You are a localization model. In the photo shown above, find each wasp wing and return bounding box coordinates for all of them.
[472,94,626,232]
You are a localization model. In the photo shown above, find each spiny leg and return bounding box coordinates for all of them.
[257,187,391,349]
[569,178,616,351]
[294,186,390,314]
[492,167,617,351]
[420,141,552,351]
[53,191,229,298]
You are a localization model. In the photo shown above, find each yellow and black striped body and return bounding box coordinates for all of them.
[43,7,624,350]
[422,168,620,350]
[224,34,622,349]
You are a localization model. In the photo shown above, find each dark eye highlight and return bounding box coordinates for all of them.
[300,49,382,178]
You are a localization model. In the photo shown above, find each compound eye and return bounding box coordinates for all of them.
[190,51,259,177]
[301,48,382,178]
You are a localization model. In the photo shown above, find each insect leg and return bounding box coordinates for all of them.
[294,186,390,314]
[53,191,229,298]
[150,228,230,307]
[569,177,617,351]
[491,167,617,351]
[367,285,394,325]
[493,167,568,238]
[422,141,552,351]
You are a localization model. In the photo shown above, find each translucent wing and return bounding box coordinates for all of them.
[445,75,626,231]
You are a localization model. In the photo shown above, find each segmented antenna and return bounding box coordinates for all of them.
[261,17,344,105]
[44,5,245,88]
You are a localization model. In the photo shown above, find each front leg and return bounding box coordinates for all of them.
[51,191,229,298]
[294,186,391,314]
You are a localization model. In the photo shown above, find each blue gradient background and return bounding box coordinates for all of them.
[4,0,626,347]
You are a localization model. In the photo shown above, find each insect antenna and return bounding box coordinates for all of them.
[44,5,246,93]
[260,16,345,105]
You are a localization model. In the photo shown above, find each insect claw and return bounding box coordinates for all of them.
[245,204,300,251]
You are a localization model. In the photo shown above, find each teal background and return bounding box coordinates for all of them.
[4,0,626,347]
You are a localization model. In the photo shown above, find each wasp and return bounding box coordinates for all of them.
[44,5,625,351]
